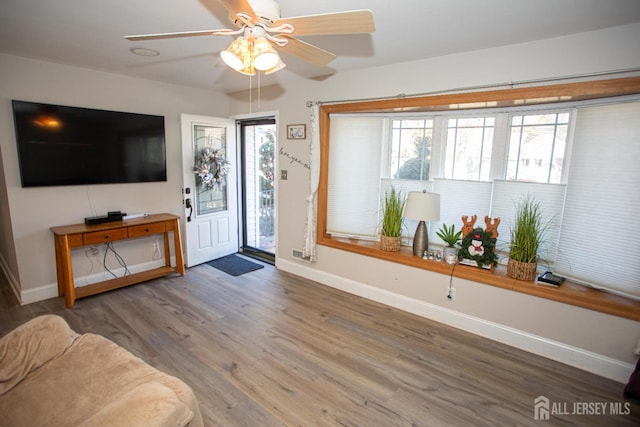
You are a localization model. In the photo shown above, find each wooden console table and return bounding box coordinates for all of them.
[51,213,185,308]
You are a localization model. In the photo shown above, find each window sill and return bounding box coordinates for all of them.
[318,236,640,321]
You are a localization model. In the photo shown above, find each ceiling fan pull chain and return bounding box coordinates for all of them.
[248,73,253,114]
[258,71,261,110]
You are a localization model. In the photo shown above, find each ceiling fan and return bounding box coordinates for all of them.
[125,0,375,75]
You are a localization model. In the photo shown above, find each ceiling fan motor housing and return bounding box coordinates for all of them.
[248,0,281,24]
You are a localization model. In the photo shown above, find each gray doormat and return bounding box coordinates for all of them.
[206,254,264,276]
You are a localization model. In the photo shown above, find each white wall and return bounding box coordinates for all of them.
[229,23,640,382]
[0,53,229,303]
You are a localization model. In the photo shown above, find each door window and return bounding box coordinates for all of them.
[193,124,228,215]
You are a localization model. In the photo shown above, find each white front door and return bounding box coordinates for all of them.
[181,114,238,267]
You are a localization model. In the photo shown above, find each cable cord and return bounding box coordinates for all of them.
[85,185,97,216]
[81,248,96,286]
[152,237,162,260]
[103,241,130,279]
[447,261,457,299]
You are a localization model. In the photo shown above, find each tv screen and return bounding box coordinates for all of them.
[12,100,167,187]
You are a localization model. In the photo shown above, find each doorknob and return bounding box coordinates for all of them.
[185,198,193,222]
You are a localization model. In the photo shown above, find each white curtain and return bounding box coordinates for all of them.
[303,103,320,261]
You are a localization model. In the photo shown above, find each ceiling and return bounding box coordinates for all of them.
[1,0,639,94]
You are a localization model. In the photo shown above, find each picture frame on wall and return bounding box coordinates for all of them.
[287,124,306,139]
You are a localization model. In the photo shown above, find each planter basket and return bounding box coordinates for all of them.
[507,258,537,281]
[380,234,401,252]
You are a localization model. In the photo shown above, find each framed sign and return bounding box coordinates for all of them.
[287,124,306,139]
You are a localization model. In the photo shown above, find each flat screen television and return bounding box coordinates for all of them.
[12,100,167,187]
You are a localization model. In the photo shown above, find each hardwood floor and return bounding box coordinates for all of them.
[1,261,638,426]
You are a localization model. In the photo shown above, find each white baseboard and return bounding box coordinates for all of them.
[276,258,634,384]
[0,254,22,304]
[21,282,59,305]
[20,258,175,306]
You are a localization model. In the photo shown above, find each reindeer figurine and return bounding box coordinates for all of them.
[459,214,500,271]
[461,215,477,238]
[484,216,500,239]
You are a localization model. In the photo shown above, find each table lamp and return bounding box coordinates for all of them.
[405,190,440,257]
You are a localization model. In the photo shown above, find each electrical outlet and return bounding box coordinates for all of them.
[86,247,99,257]
[447,287,456,301]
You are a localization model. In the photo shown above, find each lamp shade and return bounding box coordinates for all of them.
[405,191,440,221]
[236,64,256,76]
[252,37,280,71]
[264,59,286,75]
[220,37,251,71]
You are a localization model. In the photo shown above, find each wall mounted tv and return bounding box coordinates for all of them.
[12,100,167,187]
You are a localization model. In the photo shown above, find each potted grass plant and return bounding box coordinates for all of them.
[507,195,551,281]
[436,223,462,264]
[380,186,406,251]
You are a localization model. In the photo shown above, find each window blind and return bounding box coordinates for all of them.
[490,180,566,264]
[327,116,385,238]
[380,178,435,240]
[554,101,640,300]
[432,179,493,244]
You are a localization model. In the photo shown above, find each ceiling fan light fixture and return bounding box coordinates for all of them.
[237,64,256,76]
[252,37,280,71]
[264,59,286,75]
[220,37,251,71]
[126,3,376,84]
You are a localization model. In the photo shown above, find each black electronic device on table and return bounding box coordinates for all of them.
[84,211,126,225]
[537,271,565,287]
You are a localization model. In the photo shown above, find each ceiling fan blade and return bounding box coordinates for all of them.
[277,36,336,67]
[272,10,374,36]
[218,0,257,25]
[125,29,232,41]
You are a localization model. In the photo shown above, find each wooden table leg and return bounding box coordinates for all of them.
[172,218,185,275]
[54,235,66,297]
[163,230,171,269]
[56,235,76,308]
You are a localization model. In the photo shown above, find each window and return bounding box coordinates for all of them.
[319,78,640,301]
[507,112,570,183]
[445,117,494,181]
[328,111,565,246]
[390,119,433,180]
